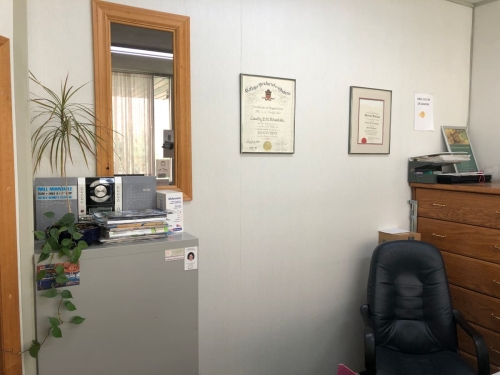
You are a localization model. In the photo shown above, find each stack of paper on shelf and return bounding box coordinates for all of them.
[409,152,470,164]
[93,209,168,244]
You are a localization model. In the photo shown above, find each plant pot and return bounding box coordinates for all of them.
[47,223,100,247]
[75,223,101,245]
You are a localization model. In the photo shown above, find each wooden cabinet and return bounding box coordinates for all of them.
[411,182,500,373]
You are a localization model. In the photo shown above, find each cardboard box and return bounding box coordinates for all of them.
[337,364,358,375]
[157,190,183,234]
[378,229,421,244]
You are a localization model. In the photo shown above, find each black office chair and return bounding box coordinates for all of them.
[360,240,489,375]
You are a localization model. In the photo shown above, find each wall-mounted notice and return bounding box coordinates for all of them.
[414,93,434,131]
[184,247,198,270]
[36,185,77,200]
[165,248,185,262]
[240,74,296,154]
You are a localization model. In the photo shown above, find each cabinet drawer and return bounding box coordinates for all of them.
[419,217,500,264]
[415,188,500,229]
[458,322,500,367]
[442,252,500,298]
[451,285,500,334]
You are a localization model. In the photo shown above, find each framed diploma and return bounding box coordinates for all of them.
[240,74,296,153]
[441,126,479,173]
[348,86,392,154]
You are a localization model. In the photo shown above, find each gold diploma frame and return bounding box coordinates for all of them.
[240,74,296,154]
[348,86,392,154]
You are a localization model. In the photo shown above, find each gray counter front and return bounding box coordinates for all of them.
[34,232,199,375]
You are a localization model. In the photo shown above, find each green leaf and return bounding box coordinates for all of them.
[72,232,83,240]
[38,252,50,263]
[61,290,73,299]
[61,247,71,257]
[43,211,55,218]
[68,225,76,235]
[55,275,68,284]
[42,288,58,298]
[48,317,60,327]
[47,237,61,251]
[77,240,88,250]
[49,228,58,239]
[28,343,40,358]
[64,301,77,311]
[36,270,47,281]
[55,265,65,275]
[60,238,71,247]
[59,213,75,225]
[70,316,85,324]
[70,246,83,263]
[52,326,62,338]
[58,226,68,233]
[34,231,46,240]
[42,243,52,254]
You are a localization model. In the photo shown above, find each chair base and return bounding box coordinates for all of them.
[374,346,476,375]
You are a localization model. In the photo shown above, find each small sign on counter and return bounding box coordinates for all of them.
[165,248,185,262]
[184,247,198,270]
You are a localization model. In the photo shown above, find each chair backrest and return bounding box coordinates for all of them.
[367,240,457,354]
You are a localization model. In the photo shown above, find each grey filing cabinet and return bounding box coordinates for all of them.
[34,233,199,375]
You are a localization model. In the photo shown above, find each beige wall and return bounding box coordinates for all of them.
[19,0,473,374]
[469,0,500,179]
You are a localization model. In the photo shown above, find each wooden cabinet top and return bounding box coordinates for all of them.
[410,182,500,196]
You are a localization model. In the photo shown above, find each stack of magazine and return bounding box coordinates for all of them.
[93,209,168,244]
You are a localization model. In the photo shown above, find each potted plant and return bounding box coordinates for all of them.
[30,211,86,358]
[30,71,102,179]
[30,71,104,242]
[27,72,109,357]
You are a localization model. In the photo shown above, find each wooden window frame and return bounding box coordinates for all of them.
[0,35,23,375]
[92,0,192,200]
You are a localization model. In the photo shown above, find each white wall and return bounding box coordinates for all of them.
[0,0,12,38]
[469,0,500,179]
[24,0,472,374]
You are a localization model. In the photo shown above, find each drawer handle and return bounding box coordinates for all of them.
[432,233,447,238]
[491,347,500,354]
[494,280,500,285]
[495,246,500,250]
[492,314,500,320]
[432,203,447,207]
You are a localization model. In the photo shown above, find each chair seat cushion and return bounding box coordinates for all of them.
[376,346,476,375]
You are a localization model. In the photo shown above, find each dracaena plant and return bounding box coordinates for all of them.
[28,211,87,358]
[30,71,106,179]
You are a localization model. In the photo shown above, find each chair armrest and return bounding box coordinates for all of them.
[453,309,490,375]
[360,304,376,375]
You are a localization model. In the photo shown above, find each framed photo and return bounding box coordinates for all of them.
[240,74,296,153]
[348,86,392,154]
[441,126,479,173]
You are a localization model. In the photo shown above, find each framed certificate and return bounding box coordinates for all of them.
[240,74,296,154]
[441,126,479,173]
[348,86,392,154]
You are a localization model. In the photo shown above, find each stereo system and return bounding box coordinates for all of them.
[34,176,157,231]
